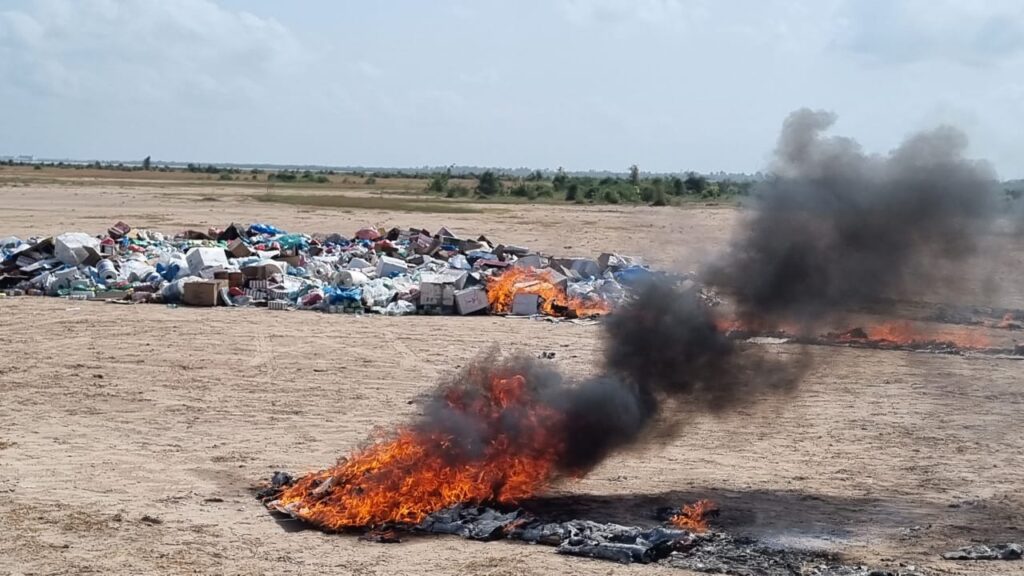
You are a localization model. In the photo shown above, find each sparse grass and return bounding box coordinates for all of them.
[254,193,485,214]
[0,439,15,450]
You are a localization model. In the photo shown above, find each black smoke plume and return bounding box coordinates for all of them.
[414,109,1000,484]
[295,109,1001,513]
[707,108,999,324]
[418,280,801,478]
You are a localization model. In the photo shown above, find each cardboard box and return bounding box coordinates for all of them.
[227,239,254,258]
[598,253,631,270]
[419,270,468,301]
[454,286,489,315]
[107,221,131,239]
[185,247,229,275]
[376,255,407,278]
[541,267,568,290]
[511,293,540,316]
[273,255,302,269]
[54,233,100,266]
[183,279,228,307]
[513,254,545,270]
[347,257,372,269]
[419,273,458,307]
[570,258,601,279]
[458,239,489,252]
[214,270,246,288]
[419,284,455,307]
[241,261,287,280]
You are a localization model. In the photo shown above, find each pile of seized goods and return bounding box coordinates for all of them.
[0,221,659,317]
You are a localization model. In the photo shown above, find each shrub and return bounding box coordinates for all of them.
[476,171,502,197]
[510,183,536,198]
[270,172,297,182]
[446,184,471,198]
[565,182,579,202]
[671,177,684,196]
[426,173,449,193]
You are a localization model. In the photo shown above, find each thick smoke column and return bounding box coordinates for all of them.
[708,109,998,323]
[416,109,1000,487]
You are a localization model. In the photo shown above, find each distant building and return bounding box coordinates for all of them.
[16,155,33,162]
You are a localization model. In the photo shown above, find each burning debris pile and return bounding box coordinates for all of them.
[0,223,648,317]
[252,110,1009,572]
[262,281,801,527]
[718,319,1024,358]
[257,279,811,569]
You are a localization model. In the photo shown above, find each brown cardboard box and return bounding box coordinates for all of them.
[183,279,229,307]
[241,261,287,281]
[273,255,302,268]
[214,270,246,288]
[228,239,254,258]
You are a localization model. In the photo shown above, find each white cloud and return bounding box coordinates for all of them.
[0,1,1021,176]
[0,0,306,106]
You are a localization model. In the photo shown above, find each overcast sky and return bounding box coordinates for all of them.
[1,0,1022,177]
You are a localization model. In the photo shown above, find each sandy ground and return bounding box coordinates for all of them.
[2,184,1024,575]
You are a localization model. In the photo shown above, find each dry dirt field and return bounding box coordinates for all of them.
[2,181,1023,575]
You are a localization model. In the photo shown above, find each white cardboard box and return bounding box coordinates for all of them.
[454,286,489,315]
[54,233,100,266]
[185,247,229,275]
[375,255,408,278]
[511,293,540,316]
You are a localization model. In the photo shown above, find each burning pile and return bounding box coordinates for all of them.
[486,267,611,318]
[264,280,800,537]
[718,318,1013,356]
[261,110,1006,572]
[830,321,992,350]
[272,368,564,530]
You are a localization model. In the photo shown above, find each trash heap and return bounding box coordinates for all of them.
[0,222,655,317]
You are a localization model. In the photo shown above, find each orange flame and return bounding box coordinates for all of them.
[719,316,991,350]
[837,320,990,349]
[996,312,1021,330]
[669,499,718,533]
[486,268,610,318]
[273,373,565,530]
